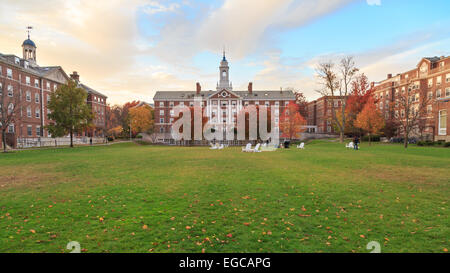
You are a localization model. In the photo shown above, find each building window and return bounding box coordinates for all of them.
[285,101,289,106]
[0,83,2,96]
[439,110,447,135]
[34,79,39,88]
[25,91,31,101]
[265,101,269,106]
[159,102,164,107]
[179,102,184,106]
[27,106,31,117]
[169,101,174,107]
[27,125,32,136]
[26,76,31,85]
[436,89,441,98]
[160,127,164,133]
[446,88,450,98]
[446,73,450,83]
[170,110,174,116]
[7,68,12,79]
[46,82,50,89]
[160,110,164,115]
[436,76,442,85]
[53,84,57,91]
[8,124,15,133]
[36,126,41,137]
[7,85,13,97]
[427,105,432,115]
[255,101,259,105]
[428,92,433,99]
[428,78,433,88]
[35,108,40,118]
[35,93,39,103]
[160,118,164,123]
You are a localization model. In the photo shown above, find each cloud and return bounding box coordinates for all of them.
[142,1,181,15]
[366,0,381,6]
[152,0,355,61]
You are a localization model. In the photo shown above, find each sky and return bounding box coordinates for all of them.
[0,0,449,104]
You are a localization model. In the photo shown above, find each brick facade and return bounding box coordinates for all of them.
[306,96,346,134]
[372,56,450,141]
[0,37,107,148]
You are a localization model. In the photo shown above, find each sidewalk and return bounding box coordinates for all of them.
[4,140,132,152]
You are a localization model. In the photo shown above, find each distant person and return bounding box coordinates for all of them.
[90,137,93,146]
[353,136,359,150]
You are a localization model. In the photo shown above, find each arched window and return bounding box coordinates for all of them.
[222,70,227,77]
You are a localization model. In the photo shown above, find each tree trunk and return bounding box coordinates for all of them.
[404,131,408,148]
[2,129,6,153]
[369,134,371,146]
[340,132,344,143]
[70,129,73,148]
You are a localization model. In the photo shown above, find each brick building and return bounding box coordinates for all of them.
[373,56,450,141]
[152,53,296,143]
[0,33,107,148]
[306,96,346,134]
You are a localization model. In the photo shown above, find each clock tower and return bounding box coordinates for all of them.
[217,51,232,91]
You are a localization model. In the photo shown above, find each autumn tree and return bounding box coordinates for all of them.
[316,57,358,143]
[355,97,385,145]
[346,74,374,135]
[286,88,308,119]
[106,104,124,137]
[129,105,154,134]
[0,77,23,152]
[46,80,93,148]
[395,80,432,148]
[122,100,141,137]
[280,102,306,140]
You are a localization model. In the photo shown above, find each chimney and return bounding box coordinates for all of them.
[370,82,375,88]
[70,71,80,82]
[196,82,201,94]
[387,74,392,79]
[248,82,253,93]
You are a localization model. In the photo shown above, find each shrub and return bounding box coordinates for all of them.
[417,141,425,146]
[444,142,450,147]
[136,135,143,139]
[362,135,380,142]
[107,136,114,142]
[425,140,434,146]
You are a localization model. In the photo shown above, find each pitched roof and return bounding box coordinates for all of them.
[153,90,295,100]
[78,83,108,98]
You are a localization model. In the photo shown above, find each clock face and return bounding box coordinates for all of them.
[221,91,228,97]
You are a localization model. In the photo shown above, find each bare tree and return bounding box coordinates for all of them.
[316,57,358,143]
[395,80,432,148]
[0,77,23,152]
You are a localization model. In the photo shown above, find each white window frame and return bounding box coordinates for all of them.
[438,110,447,135]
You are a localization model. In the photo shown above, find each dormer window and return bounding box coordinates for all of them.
[15,57,20,65]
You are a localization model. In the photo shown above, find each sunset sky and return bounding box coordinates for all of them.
[1,0,449,104]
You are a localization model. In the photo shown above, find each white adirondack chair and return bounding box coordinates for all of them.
[210,143,219,150]
[242,143,252,152]
[297,142,305,149]
[218,144,224,150]
[252,143,261,152]
[346,142,354,149]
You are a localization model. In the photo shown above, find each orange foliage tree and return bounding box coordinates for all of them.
[129,106,154,134]
[355,97,385,145]
[280,102,306,139]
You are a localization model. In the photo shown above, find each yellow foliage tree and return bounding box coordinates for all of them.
[129,106,153,134]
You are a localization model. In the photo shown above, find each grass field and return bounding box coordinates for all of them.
[0,141,448,253]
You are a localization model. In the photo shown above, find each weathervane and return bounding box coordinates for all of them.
[26,26,33,39]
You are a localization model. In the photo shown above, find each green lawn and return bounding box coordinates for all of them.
[0,141,448,253]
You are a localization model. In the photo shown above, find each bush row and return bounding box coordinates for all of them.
[417,140,450,147]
